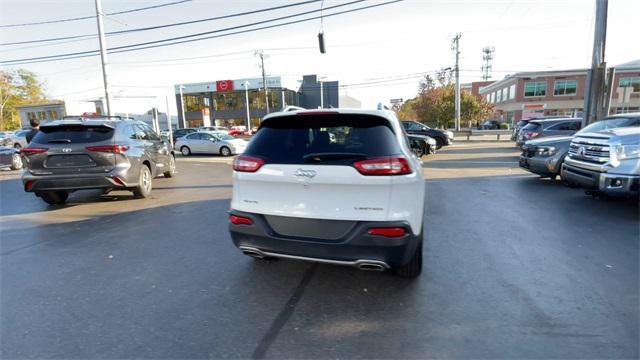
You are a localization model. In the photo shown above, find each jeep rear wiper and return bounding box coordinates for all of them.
[303,152,368,162]
[47,139,72,143]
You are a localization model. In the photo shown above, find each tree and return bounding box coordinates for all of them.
[408,75,493,129]
[0,69,47,130]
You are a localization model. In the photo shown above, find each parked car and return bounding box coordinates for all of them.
[516,118,582,148]
[21,118,176,205]
[511,116,566,141]
[561,113,640,197]
[0,146,23,170]
[229,108,426,277]
[401,120,454,149]
[408,134,437,157]
[9,130,29,149]
[175,131,248,156]
[519,114,640,180]
[480,119,501,130]
[0,131,14,146]
[198,126,229,133]
[172,128,196,143]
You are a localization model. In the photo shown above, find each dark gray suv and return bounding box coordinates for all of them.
[21,117,176,204]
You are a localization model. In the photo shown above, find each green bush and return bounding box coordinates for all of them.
[500,123,509,129]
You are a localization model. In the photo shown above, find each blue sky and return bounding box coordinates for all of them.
[1,0,639,113]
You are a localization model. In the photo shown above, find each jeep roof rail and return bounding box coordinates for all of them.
[62,115,133,121]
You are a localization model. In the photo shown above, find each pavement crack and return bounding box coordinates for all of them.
[252,263,318,359]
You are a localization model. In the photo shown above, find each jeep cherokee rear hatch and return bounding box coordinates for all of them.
[24,123,117,175]
[231,112,410,221]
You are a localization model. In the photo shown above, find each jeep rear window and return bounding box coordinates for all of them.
[244,114,401,165]
[32,126,114,144]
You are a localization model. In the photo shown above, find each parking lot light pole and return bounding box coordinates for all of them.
[319,76,327,109]
[165,95,174,149]
[178,85,186,129]
[243,81,251,131]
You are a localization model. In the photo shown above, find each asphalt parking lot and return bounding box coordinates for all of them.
[1,141,638,359]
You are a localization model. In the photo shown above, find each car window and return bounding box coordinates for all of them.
[32,125,114,144]
[186,133,202,140]
[522,123,542,132]
[201,133,216,141]
[245,114,401,165]
[123,125,137,140]
[547,122,572,130]
[141,125,160,141]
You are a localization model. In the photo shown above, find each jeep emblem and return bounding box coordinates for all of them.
[294,169,317,178]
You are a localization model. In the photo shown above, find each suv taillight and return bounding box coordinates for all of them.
[20,147,48,155]
[353,156,412,176]
[86,145,129,153]
[525,132,539,138]
[233,155,264,172]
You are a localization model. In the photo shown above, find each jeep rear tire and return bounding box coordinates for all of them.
[39,191,69,205]
[395,235,423,278]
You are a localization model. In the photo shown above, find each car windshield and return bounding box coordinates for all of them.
[578,116,640,133]
[32,125,114,144]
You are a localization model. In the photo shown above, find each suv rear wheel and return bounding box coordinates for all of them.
[163,155,176,178]
[133,165,152,198]
[38,191,69,205]
[10,153,22,170]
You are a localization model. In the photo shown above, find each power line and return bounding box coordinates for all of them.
[0,0,366,64]
[0,0,193,28]
[1,0,403,66]
[0,0,322,46]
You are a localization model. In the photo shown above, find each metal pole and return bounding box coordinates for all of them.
[244,81,251,131]
[603,67,615,117]
[320,81,324,109]
[583,0,608,126]
[179,85,186,129]
[152,108,159,133]
[454,33,462,131]
[281,88,286,109]
[94,0,112,116]
[256,51,269,114]
[165,95,173,149]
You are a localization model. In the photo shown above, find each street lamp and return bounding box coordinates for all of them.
[178,84,186,129]
[319,76,327,109]
[243,81,251,132]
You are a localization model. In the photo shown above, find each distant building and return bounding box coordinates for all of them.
[339,94,362,108]
[16,100,104,128]
[174,74,347,128]
[477,59,640,124]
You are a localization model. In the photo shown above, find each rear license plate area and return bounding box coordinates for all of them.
[46,154,96,168]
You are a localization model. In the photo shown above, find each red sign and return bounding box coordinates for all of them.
[216,80,234,92]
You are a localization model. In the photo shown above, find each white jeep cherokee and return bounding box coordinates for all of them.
[228,109,426,277]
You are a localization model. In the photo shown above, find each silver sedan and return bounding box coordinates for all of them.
[175,132,248,156]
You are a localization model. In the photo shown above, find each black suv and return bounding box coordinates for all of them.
[21,117,176,205]
[401,121,454,149]
[172,128,196,142]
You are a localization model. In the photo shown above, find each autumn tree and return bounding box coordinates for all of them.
[0,69,47,130]
[408,74,493,129]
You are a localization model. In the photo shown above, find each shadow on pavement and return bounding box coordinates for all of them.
[441,146,520,155]
[423,156,519,168]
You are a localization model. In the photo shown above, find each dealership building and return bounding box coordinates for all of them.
[476,59,640,124]
[174,74,348,128]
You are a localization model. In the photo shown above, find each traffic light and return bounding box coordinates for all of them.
[318,32,326,54]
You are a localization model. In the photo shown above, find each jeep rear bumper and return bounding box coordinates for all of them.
[228,210,422,269]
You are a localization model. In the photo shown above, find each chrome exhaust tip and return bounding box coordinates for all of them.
[357,262,387,271]
[240,247,265,259]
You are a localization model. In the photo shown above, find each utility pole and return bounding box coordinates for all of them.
[178,85,186,129]
[481,46,495,81]
[255,50,270,113]
[452,33,462,131]
[165,95,173,149]
[243,81,251,131]
[583,0,608,126]
[94,0,112,116]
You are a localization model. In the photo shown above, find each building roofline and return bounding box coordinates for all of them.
[16,101,65,109]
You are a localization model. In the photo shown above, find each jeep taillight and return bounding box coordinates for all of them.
[353,156,412,176]
[232,155,264,172]
[229,214,253,225]
[86,145,129,153]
